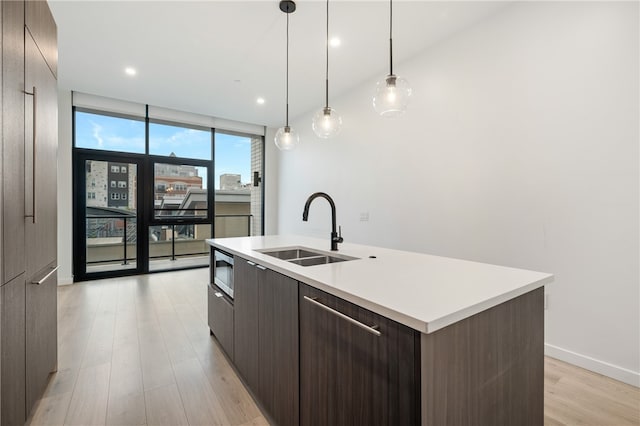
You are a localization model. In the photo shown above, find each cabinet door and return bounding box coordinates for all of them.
[233,258,259,391]
[299,284,420,426]
[24,29,57,280]
[1,275,26,426]
[207,283,234,359]
[259,269,299,426]
[2,0,25,284]
[25,0,57,78]
[26,266,57,414]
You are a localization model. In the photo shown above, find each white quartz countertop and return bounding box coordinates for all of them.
[206,235,553,334]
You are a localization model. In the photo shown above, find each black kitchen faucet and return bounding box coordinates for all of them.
[302,192,343,251]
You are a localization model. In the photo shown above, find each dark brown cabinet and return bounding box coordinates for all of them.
[2,0,26,285]
[25,0,57,78]
[258,268,298,426]
[24,26,57,283]
[1,275,26,426]
[26,268,57,412]
[233,259,259,390]
[0,1,57,424]
[299,283,421,426]
[231,257,299,426]
[207,283,234,359]
[23,4,58,420]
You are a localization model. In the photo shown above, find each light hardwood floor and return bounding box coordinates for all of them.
[26,269,639,426]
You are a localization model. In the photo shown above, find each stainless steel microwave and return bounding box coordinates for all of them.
[213,249,234,299]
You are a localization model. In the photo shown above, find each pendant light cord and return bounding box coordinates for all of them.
[325,0,329,109]
[286,12,290,127]
[389,0,393,76]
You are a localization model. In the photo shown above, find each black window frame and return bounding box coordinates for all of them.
[72,104,263,282]
[146,154,214,225]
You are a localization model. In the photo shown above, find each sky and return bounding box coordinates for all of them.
[75,111,252,189]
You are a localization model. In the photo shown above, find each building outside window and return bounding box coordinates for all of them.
[73,107,264,281]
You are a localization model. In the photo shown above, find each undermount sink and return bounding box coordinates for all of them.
[289,255,348,266]
[257,246,358,267]
[260,248,324,260]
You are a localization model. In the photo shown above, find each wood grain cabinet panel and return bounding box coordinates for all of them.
[208,283,234,359]
[24,29,57,282]
[421,287,544,426]
[258,269,299,426]
[232,258,299,426]
[26,266,58,413]
[233,259,259,391]
[2,0,26,285]
[0,1,57,424]
[1,275,26,426]
[25,0,57,77]
[299,283,420,426]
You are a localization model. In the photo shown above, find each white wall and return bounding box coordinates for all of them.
[57,89,73,285]
[276,2,639,386]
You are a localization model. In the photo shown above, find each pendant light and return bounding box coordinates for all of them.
[373,0,411,117]
[275,0,299,151]
[311,0,342,138]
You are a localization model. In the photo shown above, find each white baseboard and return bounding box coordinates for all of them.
[57,275,73,286]
[545,343,640,388]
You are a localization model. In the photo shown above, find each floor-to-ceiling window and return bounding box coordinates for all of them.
[146,120,213,272]
[214,130,264,238]
[72,96,264,282]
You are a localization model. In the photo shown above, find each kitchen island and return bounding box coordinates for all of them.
[206,235,553,426]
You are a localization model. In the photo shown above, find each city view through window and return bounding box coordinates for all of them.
[74,110,263,280]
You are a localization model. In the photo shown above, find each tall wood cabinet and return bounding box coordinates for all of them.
[0,1,58,425]
[2,1,25,285]
[1,275,26,426]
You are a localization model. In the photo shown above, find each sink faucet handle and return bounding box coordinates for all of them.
[337,225,344,243]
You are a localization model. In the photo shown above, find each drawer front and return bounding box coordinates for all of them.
[299,283,420,426]
[26,266,58,413]
[208,284,234,360]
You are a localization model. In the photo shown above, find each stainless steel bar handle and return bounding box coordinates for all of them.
[24,86,37,223]
[214,291,224,298]
[247,261,256,266]
[303,296,382,337]
[256,265,267,271]
[32,266,58,285]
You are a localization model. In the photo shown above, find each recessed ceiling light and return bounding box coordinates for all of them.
[256,97,266,105]
[329,37,341,48]
[124,67,137,76]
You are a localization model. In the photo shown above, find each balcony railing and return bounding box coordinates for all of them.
[85,214,252,268]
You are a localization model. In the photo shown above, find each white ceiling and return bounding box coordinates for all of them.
[49,1,511,128]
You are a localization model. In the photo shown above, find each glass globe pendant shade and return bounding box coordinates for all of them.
[373,74,412,118]
[312,107,342,139]
[274,126,299,151]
